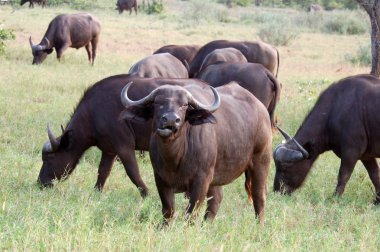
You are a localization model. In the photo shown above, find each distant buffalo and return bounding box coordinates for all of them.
[29,13,101,65]
[273,75,380,204]
[308,4,323,13]
[20,0,46,8]
[189,40,279,78]
[153,44,201,70]
[128,53,189,78]
[116,0,137,15]
[196,47,247,77]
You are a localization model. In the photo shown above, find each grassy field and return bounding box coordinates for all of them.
[1,0,380,251]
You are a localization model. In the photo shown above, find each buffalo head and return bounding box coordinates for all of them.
[29,36,53,65]
[120,82,220,140]
[37,124,75,188]
[273,126,311,194]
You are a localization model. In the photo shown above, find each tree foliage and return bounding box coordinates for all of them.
[254,0,358,9]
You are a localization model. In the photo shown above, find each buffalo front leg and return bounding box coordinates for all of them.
[362,159,380,204]
[154,172,175,223]
[185,176,210,220]
[118,150,148,198]
[94,152,116,191]
[85,44,92,63]
[204,186,223,221]
[335,156,358,197]
[56,44,70,62]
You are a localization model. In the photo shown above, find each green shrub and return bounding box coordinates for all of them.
[257,19,299,46]
[345,44,371,66]
[144,0,164,14]
[322,12,367,35]
[0,25,15,56]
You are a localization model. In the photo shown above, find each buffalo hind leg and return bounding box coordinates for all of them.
[249,153,270,223]
[85,44,92,64]
[335,155,358,197]
[362,159,380,204]
[94,152,116,191]
[118,150,148,198]
[154,172,175,223]
[204,186,223,221]
[90,37,98,65]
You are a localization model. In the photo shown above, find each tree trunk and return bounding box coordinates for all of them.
[357,0,380,77]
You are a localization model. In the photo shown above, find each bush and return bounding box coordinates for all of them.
[345,44,371,66]
[0,25,15,56]
[144,0,164,14]
[322,12,367,35]
[257,19,299,46]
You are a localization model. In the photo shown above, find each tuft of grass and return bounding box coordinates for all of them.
[257,20,299,46]
[345,44,371,66]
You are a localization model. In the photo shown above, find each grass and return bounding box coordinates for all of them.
[0,1,379,250]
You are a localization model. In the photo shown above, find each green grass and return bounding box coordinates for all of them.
[1,1,379,251]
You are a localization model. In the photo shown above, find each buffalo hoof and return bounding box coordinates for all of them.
[373,194,380,205]
[140,188,149,198]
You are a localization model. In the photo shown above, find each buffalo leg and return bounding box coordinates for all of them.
[335,156,358,196]
[249,152,270,223]
[94,152,116,191]
[204,186,223,221]
[362,159,380,204]
[56,44,70,62]
[154,172,175,222]
[85,44,92,63]
[118,150,148,197]
[185,176,210,220]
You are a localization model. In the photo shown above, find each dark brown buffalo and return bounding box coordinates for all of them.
[198,62,280,127]
[273,74,380,204]
[121,81,272,222]
[20,0,46,8]
[128,53,189,78]
[37,74,170,196]
[189,40,279,77]
[196,47,247,77]
[116,0,137,15]
[153,44,201,70]
[29,13,101,65]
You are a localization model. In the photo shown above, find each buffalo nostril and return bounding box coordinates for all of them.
[162,115,168,123]
[175,118,180,123]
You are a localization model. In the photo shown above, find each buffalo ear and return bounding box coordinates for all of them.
[60,130,73,150]
[45,48,53,54]
[119,106,153,122]
[186,109,217,125]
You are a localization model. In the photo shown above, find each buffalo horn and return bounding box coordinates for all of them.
[121,81,157,107]
[274,145,305,163]
[61,124,65,133]
[187,86,220,113]
[276,125,309,159]
[29,36,34,48]
[47,123,60,151]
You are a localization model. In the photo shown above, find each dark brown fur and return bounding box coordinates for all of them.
[116,0,137,15]
[153,44,201,70]
[274,74,380,204]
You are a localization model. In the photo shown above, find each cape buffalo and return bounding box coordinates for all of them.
[37,74,168,196]
[198,62,281,127]
[29,13,101,65]
[153,44,201,70]
[20,0,46,8]
[116,0,137,15]
[189,40,279,78]
[121,81,272,222]
[196,47,247,77]
[128,53,189,78]
[273,74,380,204]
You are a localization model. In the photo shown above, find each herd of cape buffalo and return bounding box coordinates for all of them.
[26,7,380,223]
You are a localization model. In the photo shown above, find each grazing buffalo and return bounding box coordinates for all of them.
[273,74,380,204]
[37,74,168,196]
[128,53,189,78]
[198,62,281,127]
[308,4,323,13]
[153,44,201,70]
[189,40,279,77]
[116,0,137,15]
[121,81,272,222]
[29,13,101,65]
[196,48,247,77]
[20,0,46,8]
